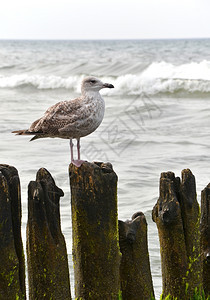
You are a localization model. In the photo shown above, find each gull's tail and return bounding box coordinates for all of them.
[12,130,42,141]
[12,129,33,135]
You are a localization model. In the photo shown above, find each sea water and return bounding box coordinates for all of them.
[0,39,210,298]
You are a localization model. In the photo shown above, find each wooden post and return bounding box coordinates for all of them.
[152,169,202,299]
[152,171,188,299]
[0,164,26,300]
[179,169,201,293]
[119,212,154,300]
[201,183,210,297]
[69,162,121,299]
[27,168,71,300]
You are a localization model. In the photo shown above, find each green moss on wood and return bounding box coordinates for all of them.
[153,169,205,300]
[70,162,121,299]
[27,168,71,300]
[0,165,26,299]
[119,212,154,300]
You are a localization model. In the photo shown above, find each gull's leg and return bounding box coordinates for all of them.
[70,139,74,162]
[70,138,86,167]
[77,138,81,160]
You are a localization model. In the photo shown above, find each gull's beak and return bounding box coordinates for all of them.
[103,83,114,89]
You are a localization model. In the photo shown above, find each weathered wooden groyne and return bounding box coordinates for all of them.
[0,162,209,300]
[152,169,201,299]
[119,212,154,299]
[0,165,26,300]
[27,168,71,300]
[70,162,121,299]
[201,184,210,297]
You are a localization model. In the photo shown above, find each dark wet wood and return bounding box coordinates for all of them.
[0,164,26,300]
[119,212,154,300]
[179,169,201,293]
[152,169,202,299]
[201,183,210,297]
[27,168,71,300]
[152,171,187,299]
[69,162,121,300]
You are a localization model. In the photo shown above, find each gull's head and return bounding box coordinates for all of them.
[81,77,114,94]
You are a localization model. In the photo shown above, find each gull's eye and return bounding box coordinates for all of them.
[90,80,96,84]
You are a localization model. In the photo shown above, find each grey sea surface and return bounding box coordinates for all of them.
[1,39,210,298]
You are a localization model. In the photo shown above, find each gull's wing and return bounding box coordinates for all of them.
[29,97,85,134]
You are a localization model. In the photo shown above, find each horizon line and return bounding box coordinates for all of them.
[0,37,210,41]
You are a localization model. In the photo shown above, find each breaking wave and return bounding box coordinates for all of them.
[1,60,210,96]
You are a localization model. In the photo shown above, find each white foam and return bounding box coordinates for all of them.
[102,60,210,95]
[0,74,83,90]
[141,60,210,81]
[1,61,210,96]
[102,75,210,96]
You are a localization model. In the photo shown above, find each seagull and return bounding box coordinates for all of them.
[12,77,114,167]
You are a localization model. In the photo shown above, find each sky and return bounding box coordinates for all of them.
[0,0,210,40]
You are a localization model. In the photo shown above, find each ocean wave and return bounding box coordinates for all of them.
[110,75,210,95]
[0,64,17,70]
[1,60,210,96]
[0,74,83,90]
[141,60,210,81]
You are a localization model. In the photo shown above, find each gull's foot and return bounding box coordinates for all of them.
[72,159,86,167]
